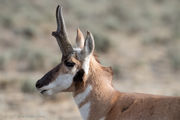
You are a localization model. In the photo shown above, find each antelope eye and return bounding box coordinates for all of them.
[65,61,75,67]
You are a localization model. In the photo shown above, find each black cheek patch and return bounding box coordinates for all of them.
[73,69,85,90]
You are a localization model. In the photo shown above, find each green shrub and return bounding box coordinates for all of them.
[13,46,46,71]
[104,17,119,31]
[0,55,5,71]
[13,46,29,61]
[168,45,180,71]
[112,65,121,80]
[142,35,169,45]
[21,79,36,93]
[27,51,45,71]
[0,79,9,90]
[22,27,35,40]
[93,33,112,53]
[2,16,13,29]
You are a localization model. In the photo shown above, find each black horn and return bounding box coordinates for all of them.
[52,5,73,57]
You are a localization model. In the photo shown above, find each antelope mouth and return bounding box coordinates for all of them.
[40,89,48,94]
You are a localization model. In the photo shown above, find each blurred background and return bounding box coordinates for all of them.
[0,0,180,120]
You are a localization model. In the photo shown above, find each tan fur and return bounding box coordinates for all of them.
[73,55,180,120]
[106,93,180,120]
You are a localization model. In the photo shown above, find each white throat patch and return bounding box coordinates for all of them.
[79,102,91,120]
[74,85,92,106]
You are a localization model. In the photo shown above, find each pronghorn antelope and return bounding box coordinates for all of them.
[36,5,180,120]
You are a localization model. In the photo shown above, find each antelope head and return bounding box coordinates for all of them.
[36,5,95,95]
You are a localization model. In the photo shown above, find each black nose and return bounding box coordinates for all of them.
[36,80,43,89]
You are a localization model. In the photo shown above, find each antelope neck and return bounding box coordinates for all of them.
[73,59,116,120]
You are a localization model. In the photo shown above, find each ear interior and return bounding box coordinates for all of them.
[73,69,85,90]
[82,32,95,57]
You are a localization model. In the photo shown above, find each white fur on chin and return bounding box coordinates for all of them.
[41,74,75,95]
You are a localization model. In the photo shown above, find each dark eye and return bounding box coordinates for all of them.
[65,61,75,67]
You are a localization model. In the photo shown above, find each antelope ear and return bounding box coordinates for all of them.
[76,28,85,49]
[81,31,95,57]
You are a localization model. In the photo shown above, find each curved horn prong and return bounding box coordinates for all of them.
[52,5,73,57]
